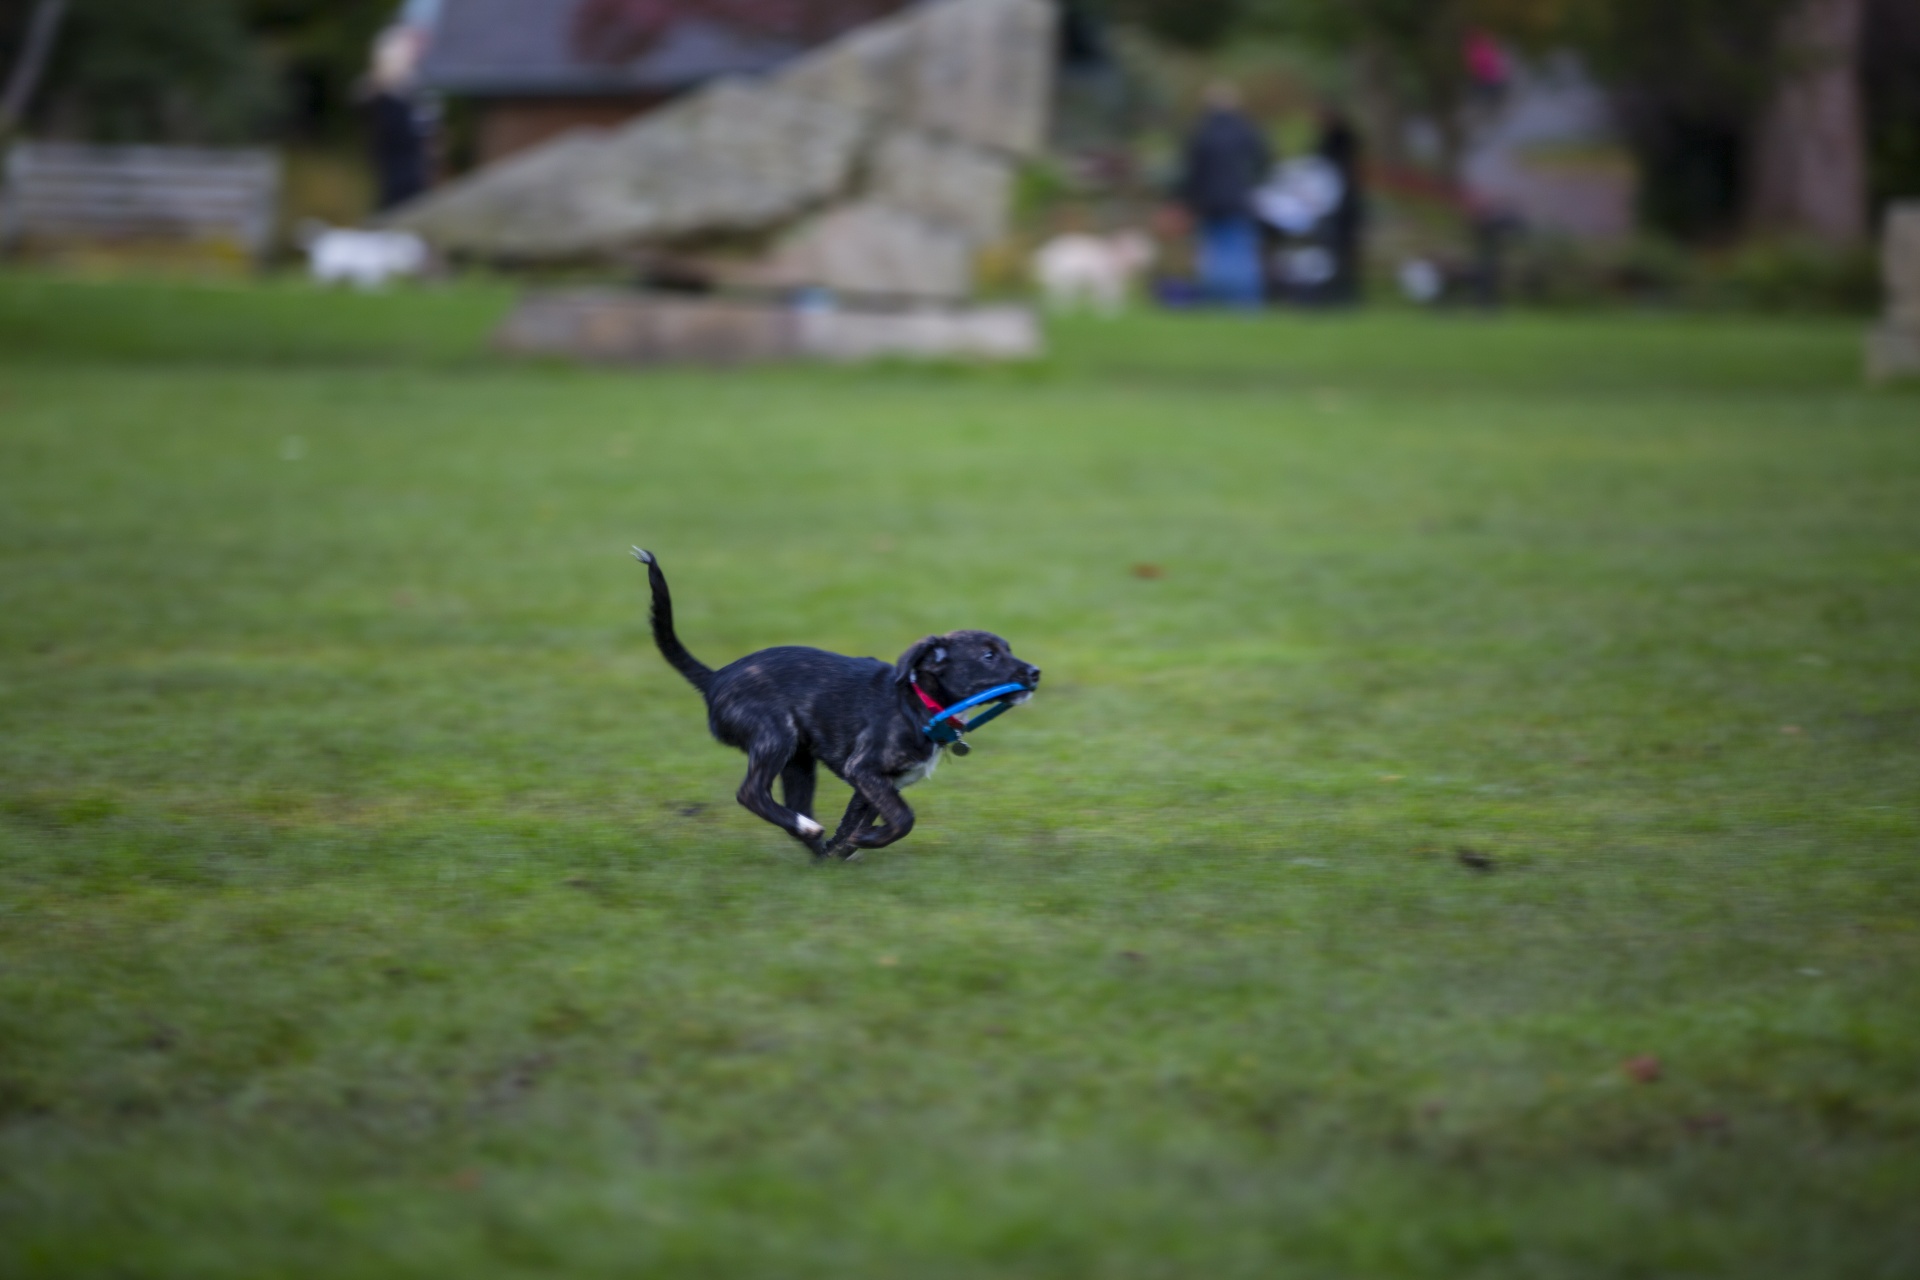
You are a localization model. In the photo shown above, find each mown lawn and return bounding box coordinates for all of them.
[1,275,1916,1278]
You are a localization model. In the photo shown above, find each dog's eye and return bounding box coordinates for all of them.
[983,650,997,662]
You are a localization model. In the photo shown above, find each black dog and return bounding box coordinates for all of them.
[633,548,1039,860]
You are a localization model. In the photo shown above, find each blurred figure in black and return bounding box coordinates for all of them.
[1179,83,1270,307]
[1315,105,1365,305]
[1467,204,1524,309]
[364,26,430,212]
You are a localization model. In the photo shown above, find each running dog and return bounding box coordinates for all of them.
[633,549,1040,860]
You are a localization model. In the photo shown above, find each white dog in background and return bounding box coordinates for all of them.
[301,222,429,289]
[1031,230,1156,315]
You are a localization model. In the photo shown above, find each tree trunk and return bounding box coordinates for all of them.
[0,0,67,137]
[1747,0,1867,244]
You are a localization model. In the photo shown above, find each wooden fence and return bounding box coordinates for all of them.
[0,143,280,258]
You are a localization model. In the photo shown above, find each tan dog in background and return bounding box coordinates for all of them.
[1031,231,1156,316]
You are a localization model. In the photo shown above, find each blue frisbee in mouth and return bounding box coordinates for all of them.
[921,681,1031,749]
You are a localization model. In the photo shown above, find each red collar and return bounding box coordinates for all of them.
[911,679,966,728]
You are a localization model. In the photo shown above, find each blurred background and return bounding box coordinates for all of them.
[1,0,1916,315]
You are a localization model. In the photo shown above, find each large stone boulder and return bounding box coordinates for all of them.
[738,201,975,299]
[776,0,1053,155]
[390,0,1054,300]
[391,83,868,258]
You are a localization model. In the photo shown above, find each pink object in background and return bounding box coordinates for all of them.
[1463,30,1508,87]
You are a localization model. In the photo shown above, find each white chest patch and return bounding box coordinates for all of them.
[896,746,943,789]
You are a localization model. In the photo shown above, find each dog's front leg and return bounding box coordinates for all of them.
[824,793,877,859]
[824,772,915,860]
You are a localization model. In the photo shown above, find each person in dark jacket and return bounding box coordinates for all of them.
[1178,83,1270,307]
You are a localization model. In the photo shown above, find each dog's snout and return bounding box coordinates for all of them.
[1023,665,1041,686]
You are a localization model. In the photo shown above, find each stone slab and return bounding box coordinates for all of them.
[494,291,1041,364]
[1865,201,1920,382]
[1866,324,1920,384]
[1881,201,1920,329]
[795,303,1041,361]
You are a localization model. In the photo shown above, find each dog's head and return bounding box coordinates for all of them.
[895,630,1040,707]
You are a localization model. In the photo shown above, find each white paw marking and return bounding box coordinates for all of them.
[631,547,654,564]
[795,816,823,837]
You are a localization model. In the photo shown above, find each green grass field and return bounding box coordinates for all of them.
[1,275,1916,1277]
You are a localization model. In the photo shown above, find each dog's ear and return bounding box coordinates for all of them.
[894,635,948,685]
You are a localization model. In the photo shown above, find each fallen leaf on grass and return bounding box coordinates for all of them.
[1622,1054,1662,1084]
[1131,563,1165,579]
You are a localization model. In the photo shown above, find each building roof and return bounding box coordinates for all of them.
[416,0,908,98]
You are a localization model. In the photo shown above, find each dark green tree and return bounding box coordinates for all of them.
[4,0,393,145]
[1556,0,1802,239]
[27,0,273,143]
[1862,0,1920,217]
[1095,0,1248,51]
[240,0,420,143]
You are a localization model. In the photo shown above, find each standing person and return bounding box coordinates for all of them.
[1314,105,1366,304]
[364,25,430,212]
[1178,83,1270,308]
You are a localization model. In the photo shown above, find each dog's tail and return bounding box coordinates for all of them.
[631,548,713,694]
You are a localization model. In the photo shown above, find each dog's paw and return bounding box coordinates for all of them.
[795,815,823,838]
[631,547,654,564]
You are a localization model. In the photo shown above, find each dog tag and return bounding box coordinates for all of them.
[951,740,971,757]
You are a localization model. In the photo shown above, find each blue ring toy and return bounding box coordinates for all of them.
[922,681,1030,749]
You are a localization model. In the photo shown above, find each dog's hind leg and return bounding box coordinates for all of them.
[780,753,825,856]
[737,737,826,851]
[780,751,817,819]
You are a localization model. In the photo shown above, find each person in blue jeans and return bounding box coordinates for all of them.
[1178,83,1271,308]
